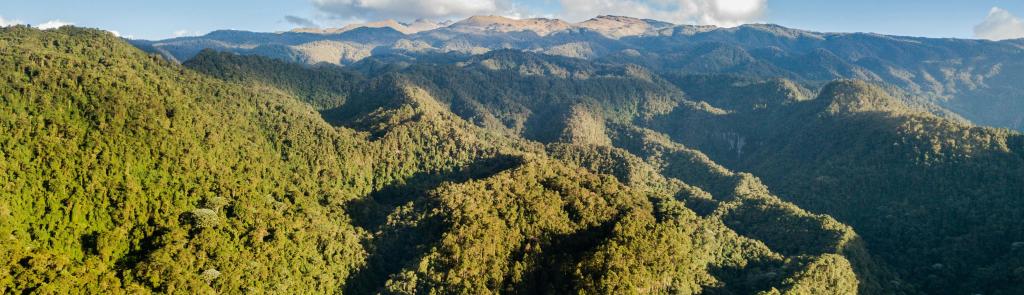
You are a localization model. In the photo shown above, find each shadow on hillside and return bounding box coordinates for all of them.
[703,259,786,295]
[343,154,525,294]
[1012,135,1024,158]
[502,215,621,294]
[342,205,444,295]
[346,154,525,232]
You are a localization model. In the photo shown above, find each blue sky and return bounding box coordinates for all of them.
[1,0,1023,40]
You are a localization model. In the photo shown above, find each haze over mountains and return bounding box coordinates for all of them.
[291,19,452,35]
[134,15,1024,132]
[2,13,1024,295]
[285,15,678,38]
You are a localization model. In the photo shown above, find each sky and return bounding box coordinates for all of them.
[1,0,1023,40]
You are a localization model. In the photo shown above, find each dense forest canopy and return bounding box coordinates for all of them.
[1,22,1022,295]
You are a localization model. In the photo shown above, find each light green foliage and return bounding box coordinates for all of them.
[0,26,374,293]
[778,255,859,295]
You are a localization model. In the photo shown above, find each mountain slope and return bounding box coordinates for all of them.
[292,19,446,35]
[1,26,897,294]
[5,21,1020,294]
[187,48,908,294]
[649,78,1024,294]
[138,17,1024,131]
[0,26,371,293]
[185,48,1024,294]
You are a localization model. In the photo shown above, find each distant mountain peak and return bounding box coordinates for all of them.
[286,15,835,40]
[577,15,676,39]
[292,18,443,35]
[460,15,515,23]
[450,15,573,36]
[588,15,674,26]
[587,15,644,23]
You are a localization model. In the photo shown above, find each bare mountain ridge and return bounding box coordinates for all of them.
[292,19,452,35]
[292,15,685,39]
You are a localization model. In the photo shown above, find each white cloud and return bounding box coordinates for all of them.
[557,0,766,27]
[172,30,199,38]
[310,0,765,26]
[1,16,23,27]
[313,0,770,25]
[975,7,1024,41]
[313,0,509,21]
[285,15,319,28]
[110,30,134,39]
[37,20,73,30]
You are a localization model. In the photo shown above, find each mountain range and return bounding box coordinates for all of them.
[131,15,1024,132]
[1,15,1023,294]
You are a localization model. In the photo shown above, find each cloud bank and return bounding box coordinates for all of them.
[285,15,319,28]
[173,30,200,38]
[313,0,506,21]
[311,0,765,26]
[1,16,23,27]
[558,0,766,26]
[37,20,73,30]
[975,7,1024,41]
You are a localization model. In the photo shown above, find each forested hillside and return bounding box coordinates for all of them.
[185,45,1024,294]
[0,26,912,294]
[649,78,1024,294]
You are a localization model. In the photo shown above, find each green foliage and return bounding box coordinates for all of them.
[772,254,859,295]
[392,50,686,139]
[0,26,522,294]
[13,25,1017,295]
[662,74,812,112]
[181,47,904,294]
[0,26,374,293]
[185,50,365,110]
[654,78,1024,294]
